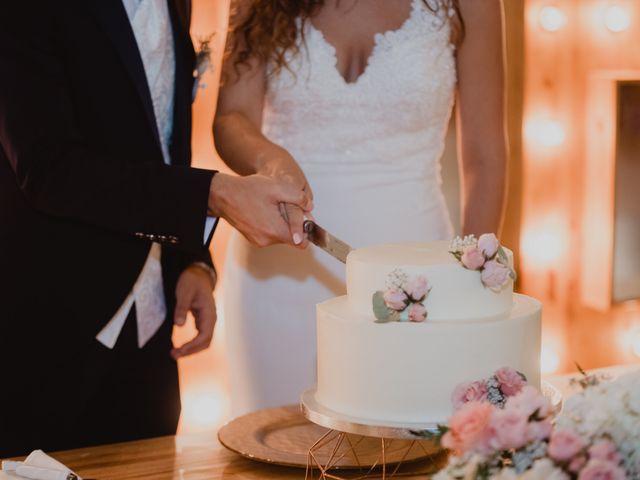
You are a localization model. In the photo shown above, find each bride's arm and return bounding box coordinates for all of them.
[214,30,312,197]
[455,0,507,237]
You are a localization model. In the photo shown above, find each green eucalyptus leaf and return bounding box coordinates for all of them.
[497,245,509,265]
[372,291,391,321]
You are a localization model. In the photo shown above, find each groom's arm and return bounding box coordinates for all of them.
[0,4,213,253]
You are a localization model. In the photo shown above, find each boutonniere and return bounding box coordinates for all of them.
[192,33,215,101]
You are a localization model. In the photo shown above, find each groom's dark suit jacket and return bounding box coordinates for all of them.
[0,0,215,337]
[0,0,216,454]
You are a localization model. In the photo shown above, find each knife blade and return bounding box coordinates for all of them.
[303,220,352,264]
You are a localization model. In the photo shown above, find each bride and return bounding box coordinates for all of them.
[214,0,507,416]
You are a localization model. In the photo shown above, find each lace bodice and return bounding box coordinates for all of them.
[263,0,457,183]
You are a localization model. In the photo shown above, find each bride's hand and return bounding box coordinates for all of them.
[257,147,314,207]
[208,173,312,247]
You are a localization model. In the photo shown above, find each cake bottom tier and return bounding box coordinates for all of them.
[315,293,542,426]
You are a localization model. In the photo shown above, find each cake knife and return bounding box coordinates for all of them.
[303,220,352,264]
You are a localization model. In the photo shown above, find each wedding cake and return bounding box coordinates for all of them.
[313,235,542,426]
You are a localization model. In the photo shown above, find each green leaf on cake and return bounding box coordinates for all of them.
[496,245,509,265]
[372,291,392,322]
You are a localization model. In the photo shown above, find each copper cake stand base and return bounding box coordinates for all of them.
[301,389,448,480]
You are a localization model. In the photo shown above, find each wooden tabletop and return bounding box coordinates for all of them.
[8,365,637,480]
[34,432,444,480]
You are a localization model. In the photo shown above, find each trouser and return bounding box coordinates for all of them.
[0,308,180,458]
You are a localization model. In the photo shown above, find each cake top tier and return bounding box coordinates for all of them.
[346,240,514,322]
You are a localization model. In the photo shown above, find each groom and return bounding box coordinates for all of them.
[0,0,309,457]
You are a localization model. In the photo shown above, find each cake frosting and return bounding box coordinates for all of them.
[312,238,542,427]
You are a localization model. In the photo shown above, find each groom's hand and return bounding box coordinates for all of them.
[171,265,217,359]
[208,173,313,247]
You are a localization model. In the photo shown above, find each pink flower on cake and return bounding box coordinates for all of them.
[403,275,431,302]
[577,460,626,480]
[548,430,586,462]
[441,401,493,453]
[588,440,622,465]
[495,367,527,396]
[408,303,427,322]
[451,381,488,410]
[481,260,511,291]
[489,408,529,450]
[478,233,499,258]
[461,246,485,270]
[383,288,408,311]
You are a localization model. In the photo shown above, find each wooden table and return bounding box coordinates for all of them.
[6,364,637,480]
[25,432,441,480]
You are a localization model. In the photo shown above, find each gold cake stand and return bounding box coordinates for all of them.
[300,382,562,480]
[300,389,448,480]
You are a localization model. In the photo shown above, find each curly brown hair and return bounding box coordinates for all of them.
[225,0,464,79]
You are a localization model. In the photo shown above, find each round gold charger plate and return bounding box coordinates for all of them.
[218,405,439,469]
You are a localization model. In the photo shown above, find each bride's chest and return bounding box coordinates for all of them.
[266,13,457,122]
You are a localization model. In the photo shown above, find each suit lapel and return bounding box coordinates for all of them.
[168,0,195,166]
[89,0,162,154]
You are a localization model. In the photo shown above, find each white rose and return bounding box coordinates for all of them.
[625,376,640,414]
[490,468,518,480]
[523,459,569,480]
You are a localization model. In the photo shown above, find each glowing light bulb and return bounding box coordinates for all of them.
[604,5,631,32]
[522,216,568,266]
[539,6,567,32]
[632,331,640,357]
[541,345,560,375]
[525,118,566,148]
[181,383,227,432]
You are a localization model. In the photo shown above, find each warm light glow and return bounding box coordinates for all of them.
[522,215,568,266]
[604,5,631,32]
[525,118,566,148]
[541,344,561,375]
[621,327,640,358]
[539,6,567,32]
[181,382,228,432]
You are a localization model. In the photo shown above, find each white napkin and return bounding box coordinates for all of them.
[1,450,81,480]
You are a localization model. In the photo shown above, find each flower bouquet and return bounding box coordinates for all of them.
[432,367,640,480]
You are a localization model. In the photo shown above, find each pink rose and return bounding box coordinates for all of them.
[403,276,431,302]
[505,385,550,418]
[481,260,511,291]
[408,303,427,322]
[588,440,622,464]
[478,233,500,258]
[578,460,626,480]
[441,401,493,454]
[495,367,527,396]
[548,430,586,462]
[461,246,485,270]
[569,455,588,473]
[489,408,529,450]
[451,381,488,410]
[383,288,408,311]
[527,420,553,443]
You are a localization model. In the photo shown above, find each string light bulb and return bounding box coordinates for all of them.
[525,118,566,148]
[522,214,568,267]
[539,6,567,32]
[541,344,561,375]
[604,5,631,32]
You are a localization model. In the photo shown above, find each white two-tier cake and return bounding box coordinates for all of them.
[312,238,542,427]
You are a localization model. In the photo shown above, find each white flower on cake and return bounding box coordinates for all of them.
[372,270,431,323]
[449,233,516,292]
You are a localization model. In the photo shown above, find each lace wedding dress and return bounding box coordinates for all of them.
[223,0,457,416]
